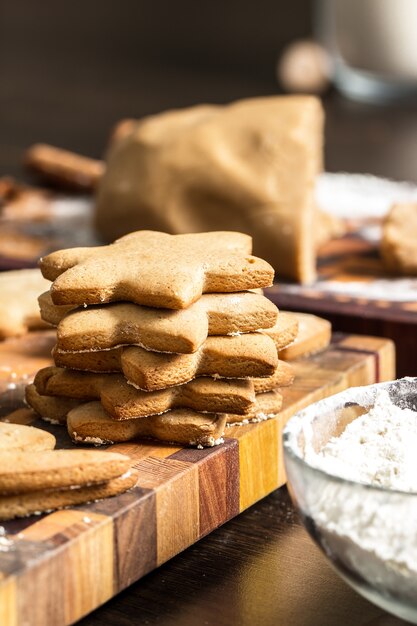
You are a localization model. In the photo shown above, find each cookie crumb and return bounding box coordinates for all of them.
[250,412,276,423]
[73,433,113,445]
[42,416,61,425]
[227,419,249,427]
[0,527,15,552]
[209,437,224,447]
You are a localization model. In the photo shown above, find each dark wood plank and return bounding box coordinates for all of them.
[82,487,157,591]
[171,439,240,536]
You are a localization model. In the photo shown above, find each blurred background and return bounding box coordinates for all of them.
[0,0,309,172]
[1,0,417,181]
[1,0,416,379]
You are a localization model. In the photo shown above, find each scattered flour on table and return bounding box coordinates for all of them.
[303,388,417,600]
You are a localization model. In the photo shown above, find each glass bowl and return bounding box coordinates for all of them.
[283,377,417,623]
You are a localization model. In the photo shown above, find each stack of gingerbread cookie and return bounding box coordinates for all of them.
[0,421,136,520]
[26,231,298,447]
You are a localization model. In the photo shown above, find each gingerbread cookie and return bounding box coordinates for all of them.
[25,143,105,191]
[67,390,283,443]
[28,385,285,447]
[253,360,294,392]
[381,203,417,275]
[263,312,299,351]
[40,231,274,309]
[47,291,278,354]
[0,449,131,494]
[0,269,51,338]
[28,361,293,424]
[25,383,79,424]
[32,367,256,418]
[38,291,75,326]
[0,472,137,521]
[278,312,331,360]
[67,402,226,447]
[0,421,55,452]
[52,332,279,390]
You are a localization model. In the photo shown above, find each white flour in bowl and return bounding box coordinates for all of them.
[303,387,417,600]
[305,388,417,492]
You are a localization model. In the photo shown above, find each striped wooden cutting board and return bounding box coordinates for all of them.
[0,333,395,626]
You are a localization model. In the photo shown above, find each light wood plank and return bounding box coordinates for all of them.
[237,417,280,512]
[63,517,114,624]
[0,574,17,626]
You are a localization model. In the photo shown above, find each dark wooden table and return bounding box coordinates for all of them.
[1,61,415,624]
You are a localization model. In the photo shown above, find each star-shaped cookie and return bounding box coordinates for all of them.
[52,332,279,390]
[44,291,278,354]
[31,361,293,420]
[32,366,257,418]
[67,402,227,447]
[29,389,284,447]
[40,231,274,309]
[0,269,50,338]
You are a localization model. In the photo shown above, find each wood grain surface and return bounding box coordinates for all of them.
[0,332,395,626]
